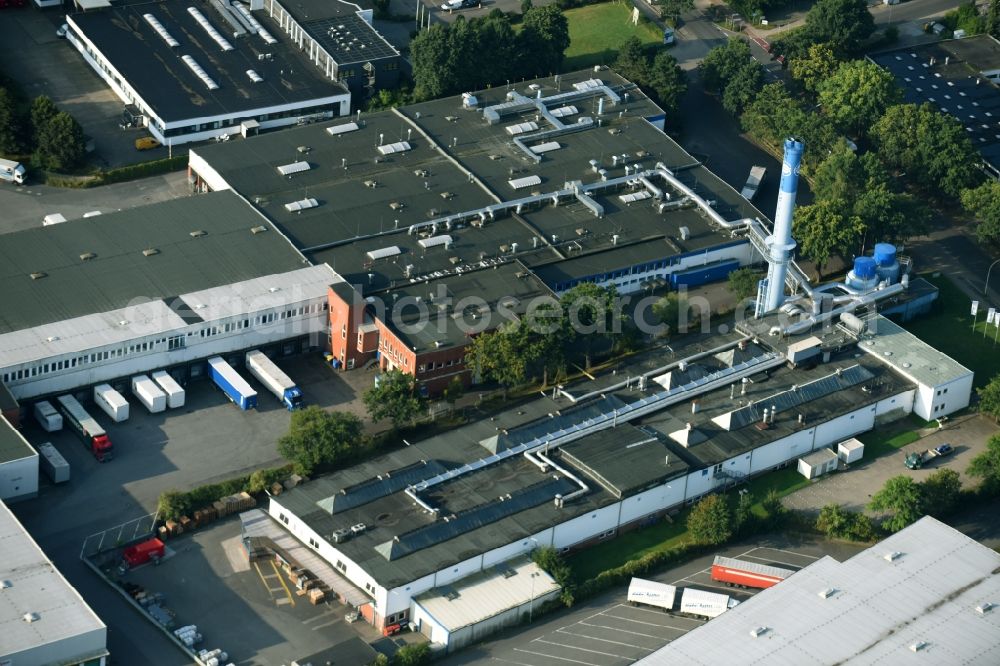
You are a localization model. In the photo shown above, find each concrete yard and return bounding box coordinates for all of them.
[116,519,367,665]
[443,535,866,666]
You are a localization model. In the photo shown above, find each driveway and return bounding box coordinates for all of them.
[782,413,1000,515]
[0,171,192,234]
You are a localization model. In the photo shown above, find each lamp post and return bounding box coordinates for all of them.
[529,571,540,623]
[986,258,1000,303]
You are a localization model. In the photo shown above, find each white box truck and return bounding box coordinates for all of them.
[38,442,70,483]
[0,158,26,185]
[627,578,677,611]
[34,400,63,432]
[132,375,167,413]
[151,371,185,409]
[679,588,740,619]
[93,384,130,423]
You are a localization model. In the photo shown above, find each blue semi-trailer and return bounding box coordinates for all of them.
[207,356,257,410]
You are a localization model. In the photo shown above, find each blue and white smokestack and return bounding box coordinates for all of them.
[763,138,804,313]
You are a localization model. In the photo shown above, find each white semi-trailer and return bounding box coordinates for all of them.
[93,384,130,423]
[245,350,302,410]
[34,400,63,432]
[38,442,70,483]
[131,375,167,413]
[627,578,678,611]
[151,370,185,409]
[679,588,740,619]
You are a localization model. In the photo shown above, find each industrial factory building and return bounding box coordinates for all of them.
[0,416,38,502]
[0,191,338,405]
[0,499,109,666]
[637,516,1000,665]
[66,0,351,144]
[255,125,971,649]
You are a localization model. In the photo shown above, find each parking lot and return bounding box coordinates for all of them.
[12,352,369,664]
[0,8,157,168]
[445,536,865,666]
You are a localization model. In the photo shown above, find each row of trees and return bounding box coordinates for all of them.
[410,7,569,100]
[614,37,687,118]
[0,90,86,171]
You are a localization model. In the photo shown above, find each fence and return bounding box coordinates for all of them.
[80,512,159,560]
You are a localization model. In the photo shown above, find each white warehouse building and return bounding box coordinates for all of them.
[262,313,971,650]
[0,191,338,405]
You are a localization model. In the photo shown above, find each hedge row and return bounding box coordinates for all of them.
[44,154,188,188]
[157,464,292,521]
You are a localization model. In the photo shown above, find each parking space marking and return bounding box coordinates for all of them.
[513,648,601,665]
[492,657,538,666]
[747,546,819,560]
[269,560,296,607]
[613,603,675,617]
[596,611,689,630]
[555,628,654,652]
[577,621,665,640]
[534,638,630,660]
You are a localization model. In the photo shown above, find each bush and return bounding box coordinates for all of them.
[815,504,879,542]
[393,642,431,666]
[99,155,187,184]
[156,464,292,521]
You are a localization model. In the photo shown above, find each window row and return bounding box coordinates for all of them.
[417,357,464,374]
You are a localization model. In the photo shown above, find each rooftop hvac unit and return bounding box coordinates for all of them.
[332,528,351,543]
[246,69,264,83]
[350,523,367,535]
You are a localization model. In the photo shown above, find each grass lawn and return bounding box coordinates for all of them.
[562,3,664,71]
[903,274,1000,388]
[857,417,924,458]
[743,468,812,517]
[567,509,691,581]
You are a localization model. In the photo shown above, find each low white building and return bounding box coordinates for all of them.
[0,499,108,666]
[0,417,38,502]
[637,516,1000,665]
[65,0,350,145]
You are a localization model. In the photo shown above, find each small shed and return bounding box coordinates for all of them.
[797,448,839,480]
[837,438,865,465]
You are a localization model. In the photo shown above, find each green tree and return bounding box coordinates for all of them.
[277,407,363,475]
[687,494,732,545]
[647,52,687,117]
[760,488,785,523]
[869,475,924,532]
[560,283,622,368]
[989,0,1000,39]
[792,199,864,276]
[520,6,570,76]
[818,59,900,138]
[442,376,465,403]
[655,0,693,24]
[30,95,59,147]
[804,0,875,58]
[721,62,764,116]
[531,546,572,587]
[741,82,798,145]
[364,369,423,428]
[157,490,192,521]
[614,37,651,86]
[968,433,1000,493]
[873,103,981,198]
[651,293,686,336]
[920,468,962,517]
[0,88,24,155]
[465,322,536,394]
[700,38,753,95]
[410,25,457,99]
[790,42,838,94]
[520,0,532,13]
[35,111,85,171]
[727,267,761,301]
[977,373,1000,421]
[393,642,431,666]
[961,181,1000,246]
[815,503,851,538]
[812,139,866,203]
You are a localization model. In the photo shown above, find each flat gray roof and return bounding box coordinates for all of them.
[0,500,107,661]
[0,191,307,335]
[639,516,1000,665]
[860,316,973,388]
[69,0,347,123]
[191,70,767,294]
[0,417,35,465]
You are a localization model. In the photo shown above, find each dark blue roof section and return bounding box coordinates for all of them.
[494,395,630,452]
[376,476,578,560]
[318,459,450,514]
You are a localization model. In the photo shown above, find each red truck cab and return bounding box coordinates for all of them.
[92,434,114,462]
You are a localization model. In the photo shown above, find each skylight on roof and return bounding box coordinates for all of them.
[327,121,360,136]
[276,161,311,176]
[377,141,412,155]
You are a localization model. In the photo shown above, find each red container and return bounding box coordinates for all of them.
[124,538,165,567]
[710,556,794,590]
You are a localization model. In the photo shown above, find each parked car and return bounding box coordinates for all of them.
[933,444,954,457]
[440,0,478,9]
[134,136,161,151]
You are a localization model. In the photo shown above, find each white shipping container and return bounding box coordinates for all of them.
[679,588,739,619]
[152,370,185,408]
[132,375,167,413]
[37,442,70,483]
[33,400,63,432]
[93,384,130,422]
[627,578,677,610]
